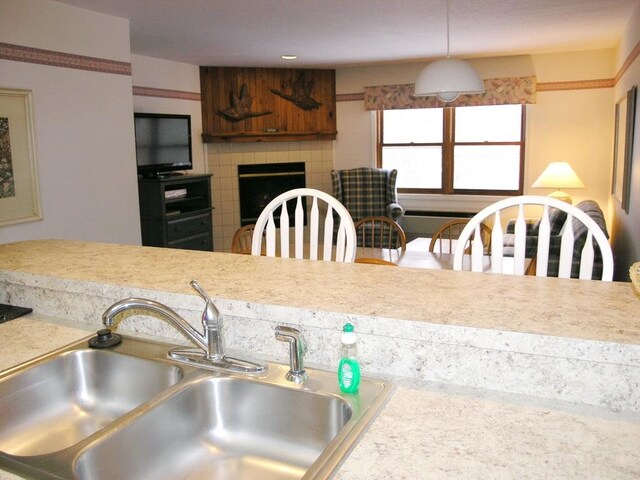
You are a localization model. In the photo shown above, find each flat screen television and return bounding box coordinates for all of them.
[134,113,192,178]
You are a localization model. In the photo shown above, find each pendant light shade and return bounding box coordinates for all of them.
[413,0,484,102]
[414,57,485,102]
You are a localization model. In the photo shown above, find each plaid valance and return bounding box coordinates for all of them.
[363,76,536,110]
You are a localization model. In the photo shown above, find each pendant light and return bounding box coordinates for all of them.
[414,0,484,102]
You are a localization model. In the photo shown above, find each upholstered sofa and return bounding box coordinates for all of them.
[503,200,610,279]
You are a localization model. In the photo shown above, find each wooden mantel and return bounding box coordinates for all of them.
[200,67,337,143]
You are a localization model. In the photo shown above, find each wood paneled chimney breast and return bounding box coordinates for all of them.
[200,67,337,143]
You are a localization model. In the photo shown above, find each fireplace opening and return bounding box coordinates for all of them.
[238,162,306,226]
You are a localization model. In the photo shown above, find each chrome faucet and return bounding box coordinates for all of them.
[275,326,308,383]
[191,280,224,360]
[102,280,266,374]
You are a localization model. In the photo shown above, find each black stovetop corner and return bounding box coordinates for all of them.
[0,303,33,324]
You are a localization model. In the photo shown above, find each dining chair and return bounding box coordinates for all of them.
[354,216,406,250]
[230,224,255,254]
[452,195,613,281]
[429,219,491,254]
[251,188,357,262]
[353,216,406,265]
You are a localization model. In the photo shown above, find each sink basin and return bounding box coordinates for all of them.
[0,347,183,456]
[0,335,392,479]
[75,376,352,480]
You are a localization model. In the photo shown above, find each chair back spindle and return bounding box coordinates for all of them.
[490,212,504,273]
[353,216,406,263]
[536,206,551,275]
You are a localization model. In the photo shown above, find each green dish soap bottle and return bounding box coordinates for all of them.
[338,323,361,393]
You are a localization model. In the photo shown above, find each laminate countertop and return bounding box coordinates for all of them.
[0,240,639,479]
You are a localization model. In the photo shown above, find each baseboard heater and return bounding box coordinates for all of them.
[401,210,477,239]
[404,210,476,218]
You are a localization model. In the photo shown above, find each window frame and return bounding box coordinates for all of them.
[376,105,526,196]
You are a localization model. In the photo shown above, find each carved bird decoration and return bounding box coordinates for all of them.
[270,72,322,111]
[217,83,272,122]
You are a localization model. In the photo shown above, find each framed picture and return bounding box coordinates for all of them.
[0,88,41,226]
[612,85,637,214]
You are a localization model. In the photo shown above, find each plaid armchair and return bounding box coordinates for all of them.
[331,168,403,222]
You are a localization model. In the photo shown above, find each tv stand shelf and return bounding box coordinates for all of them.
[138,174,213,251]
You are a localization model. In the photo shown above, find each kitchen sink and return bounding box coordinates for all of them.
[75,376,352,480]
[0,335,392,479]
[0,347,183,456]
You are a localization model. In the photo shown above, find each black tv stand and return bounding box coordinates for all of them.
[137,174,213,251]
[140,171,186,179]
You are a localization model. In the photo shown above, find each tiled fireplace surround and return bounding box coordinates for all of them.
[206,141,335,251]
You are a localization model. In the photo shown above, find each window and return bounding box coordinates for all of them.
[377,104,526,195]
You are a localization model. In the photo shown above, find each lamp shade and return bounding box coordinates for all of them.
[413,58,485,102]
[531,162,585,189]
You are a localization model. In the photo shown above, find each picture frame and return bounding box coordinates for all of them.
[0,88,42,226]
[612,85,637,214]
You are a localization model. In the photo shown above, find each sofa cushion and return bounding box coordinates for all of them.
[505,206,569,239]
[574,200,609,239]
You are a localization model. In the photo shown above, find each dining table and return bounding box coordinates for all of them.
[356,237,527,273]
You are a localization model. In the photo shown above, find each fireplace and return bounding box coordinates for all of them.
[238,162,306,226]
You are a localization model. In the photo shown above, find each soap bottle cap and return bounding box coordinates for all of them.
[341,323,357,344]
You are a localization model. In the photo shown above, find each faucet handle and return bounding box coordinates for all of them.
[275,326,308,383]
[190,280,220,328]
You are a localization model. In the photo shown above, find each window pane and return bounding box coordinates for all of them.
[383,109,443,143]
[382,146,442,189]
[455,105,521,142]
[453,146,520,190]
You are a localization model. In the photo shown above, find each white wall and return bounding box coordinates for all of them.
[335,101,374,170]
[529,50,615,212]
[610,2,640,281]
[131,54,206,174]
[0,0,141,245]
[526,88,613,210]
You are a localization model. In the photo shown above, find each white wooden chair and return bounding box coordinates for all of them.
[452,195,613,281]
[251,188,357,262]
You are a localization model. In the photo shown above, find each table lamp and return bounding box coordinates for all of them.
[531,162,585,204]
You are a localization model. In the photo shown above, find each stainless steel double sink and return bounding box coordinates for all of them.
[0,335,392,479]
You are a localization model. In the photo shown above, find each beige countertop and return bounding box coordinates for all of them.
[1,239,639,478]
[1,239,638,345]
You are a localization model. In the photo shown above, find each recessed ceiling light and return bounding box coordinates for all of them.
[281,54,298,60]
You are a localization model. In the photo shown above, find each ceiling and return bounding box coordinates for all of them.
[57,0,639,68]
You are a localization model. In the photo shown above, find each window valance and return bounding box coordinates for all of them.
[364,76,536,110]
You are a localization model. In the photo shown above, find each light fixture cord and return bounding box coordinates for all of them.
[446,0,450,57]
